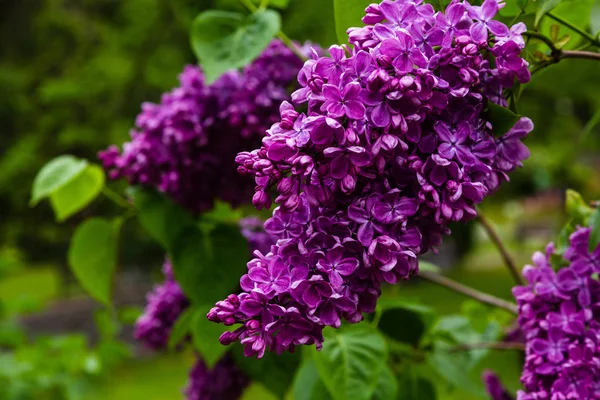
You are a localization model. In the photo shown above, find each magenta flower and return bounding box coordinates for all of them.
[322,82,366,120]
[467,0,509,43]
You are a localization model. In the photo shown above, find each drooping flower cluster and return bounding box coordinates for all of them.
[99,40,307,215]
[483,370,514,400]
[184,353,249,400]
[135,218,277,350]
[209,0,533,357]
[135,259,189,349]
[513,227,600,399]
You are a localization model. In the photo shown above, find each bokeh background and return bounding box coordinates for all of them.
[1,0,599,399]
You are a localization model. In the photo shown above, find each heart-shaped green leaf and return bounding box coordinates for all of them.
[190,10,281,84]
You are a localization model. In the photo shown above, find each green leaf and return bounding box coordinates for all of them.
[555,219,576,255]
[588,208,600,254]
[427,350,485,397]
[168,306,195,350]
[49,164,105,221]
[30,155,88,206]
[292,359,332,400]
[170,224,248,305]
[535,0,563,27]
[371,365,398,400]
[592,0,600,35]
[312,325,387,400]
[68,218,120,305]
[333,0,372,44]
[377,298,435,346]
[233,346,300,398]
[397,371,437,400]
[565,189,593,224]
[191,305,229,367]
[485,102,521,137]
[240,383,278,400]
[418,261,442,273]
[190,10,281,84]
[517,0,530,11]
[129,187,194,251]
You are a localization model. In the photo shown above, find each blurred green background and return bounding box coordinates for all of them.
[1,0,599,399]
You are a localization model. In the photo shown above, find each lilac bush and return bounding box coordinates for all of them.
[209,0,533,357]
[513,227,600,399]
[99,40,306,215]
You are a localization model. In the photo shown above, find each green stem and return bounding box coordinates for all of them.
[418,271,519,315]
[523,31,559,53]
[547,12,600,48]
[372,305,383,327]
[102,187,131,209]
[239,0,257,12]
[477,213,524,285]
[259,0,270,9]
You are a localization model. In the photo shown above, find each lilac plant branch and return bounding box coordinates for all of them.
[102,186,131,209]
[561,50,600,61]
[477,213,524,286]
[449,341,525,352]
[418,271,519,314]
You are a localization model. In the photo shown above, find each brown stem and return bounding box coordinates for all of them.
[476,213,524,286]
[418,271,519,315]
[561,50,600,61]
[449,342,525,352]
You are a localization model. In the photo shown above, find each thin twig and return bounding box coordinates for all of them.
[102,187,131,209]
[418,271,519,315]
[449,342,525,352]
[476,213,524,285]
[547,12,600,48]
[561,50,600,61]
[523,31,559,53]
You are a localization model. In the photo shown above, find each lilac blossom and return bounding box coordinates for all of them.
[99,40,309,215]
[134,260,189,349]
[513,227,600,399]
[210,0,532,357]
[184,353,249,400]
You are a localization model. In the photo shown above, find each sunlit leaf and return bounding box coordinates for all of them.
[30,155,88,206]
[49,164,105,221]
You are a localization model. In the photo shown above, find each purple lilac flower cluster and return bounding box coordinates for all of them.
[134,259,189,349]
[513,227,600,399]
[184,353,250,400]
[99,40,306,215]
[209,0,532,357]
